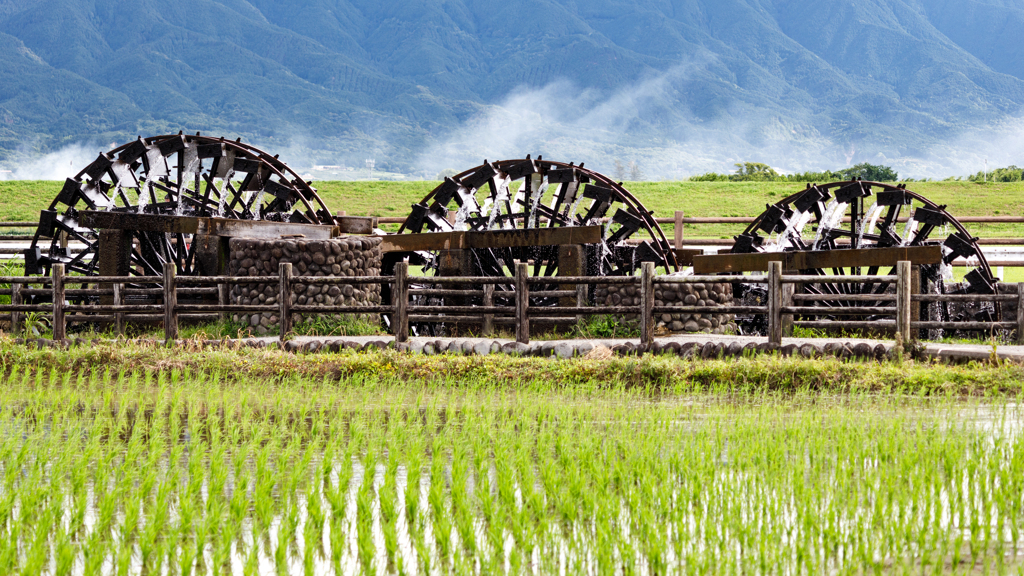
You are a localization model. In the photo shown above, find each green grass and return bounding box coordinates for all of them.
[0,355,1022,573]
[0,339,1022,394]
[6,180,1024,239]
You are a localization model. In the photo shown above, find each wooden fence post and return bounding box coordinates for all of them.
[279,262,292,341]
[163,262,178,343]
[10,282,20,335]
[767,261,782,345]
[482,283,494,336]
[1017,282,1024,345]
[781,282,795,337]
[674,211,684,250]
[640,262,655,347]
[394,262,409,343]
[52,263,65,342]
[515,262,530,344]
[217,282,228,323]
[113,282,124,336]
[896,260,911,344]
[575,281,587,325]
[911,265,922,340]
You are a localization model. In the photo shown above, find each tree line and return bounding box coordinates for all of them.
[690,162,899,182]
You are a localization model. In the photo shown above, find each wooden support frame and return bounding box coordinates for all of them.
[163,263,178,343]
[52,264,65,342]
[693,246,942,274]
[10,282,20,335]
[674,210,684,250]
[640,262,655,346]
[80,210,338,240]
[379,225,603,253]
[767,261,782,345]
[896,261,911,344]
[113,282,124,336]
[674,249,703,267]
[482,284,495,336]
[279,262,293,338]
[1018,283,1024,345]
[515,262,530,344]
[393,262,409,343]
[336,216,377,234]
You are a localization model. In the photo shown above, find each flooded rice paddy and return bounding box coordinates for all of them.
[1,368,1023,574]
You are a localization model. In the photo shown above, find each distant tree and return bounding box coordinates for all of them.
[732,162,779,181]
[435,168,458,180]
[839,163,898,182]
[968,165,1022,182]
[613,159,626,181]
[782,169,841,183]
[628,161,644,181]
[688,172,730,182]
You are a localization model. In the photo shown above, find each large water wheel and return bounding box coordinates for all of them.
[384,156,677,334]
[26,133,334,277]
[730,180,997,336]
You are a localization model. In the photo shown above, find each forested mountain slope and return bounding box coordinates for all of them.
[0,0,1021,176]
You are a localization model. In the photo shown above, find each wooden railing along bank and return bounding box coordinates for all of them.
[0,262,1021,347]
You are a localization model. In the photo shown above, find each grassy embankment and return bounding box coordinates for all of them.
[1,339,1022,394]
[4,179,1021,282]
[0,348,1022,574]
[3,179,1023,238]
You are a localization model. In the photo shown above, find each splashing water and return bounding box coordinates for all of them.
[812,200,849,251]
[453,207,469,231]
[900,217,918,246]
[597,225,612,276]
[485,176,510,230]
[565,183,585,226]
[856,202,885,248]
[183,145,200,175]
[81,182,113,211]
[526,175,546,229]
[136,181,151,214]
[215,179,227,218]
[251,189,265,220]
[767,209,814,252]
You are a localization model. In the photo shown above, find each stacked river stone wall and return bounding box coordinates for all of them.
[594,277,738,335]
[227,236,383,334]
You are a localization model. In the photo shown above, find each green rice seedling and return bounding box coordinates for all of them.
[243,536,260,576]
[428,437,453,570]
[274,499,300,574]
[302,516,318,576]
[114,540,133,576]
[303,478,327,562]
[82,530,109,575]
[4,364,1024,574]
[324,447,353,526]
[401,437,431,576]
[379,450,400,574]
[326,512,346,574]
[356,450,378,576]
[449,440,477,561]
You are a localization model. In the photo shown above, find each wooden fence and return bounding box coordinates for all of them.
[0,261,1021,347]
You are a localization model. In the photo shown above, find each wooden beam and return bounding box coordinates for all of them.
[693,245,943,274]
[197,218,337,240]
[675,248,703,267]
[336,216,377,234]
[378,225,603,253]
[80,211,200,234]
[80,211,339,240]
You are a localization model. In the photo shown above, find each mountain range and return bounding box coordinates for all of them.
[1,0,1024,178]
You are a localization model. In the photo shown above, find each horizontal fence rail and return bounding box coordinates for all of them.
[374,215,1024,225]
[0,260,1019,348]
